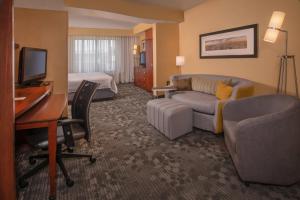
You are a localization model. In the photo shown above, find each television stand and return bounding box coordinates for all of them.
[28,81,44,87]
[16,81,50,88]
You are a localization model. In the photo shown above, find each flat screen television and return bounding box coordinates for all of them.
[18,47,47,85]
[140,52,146,66]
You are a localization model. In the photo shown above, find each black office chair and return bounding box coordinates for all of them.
[19,80,99,188]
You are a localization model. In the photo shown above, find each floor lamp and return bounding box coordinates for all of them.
[264,11,299,97]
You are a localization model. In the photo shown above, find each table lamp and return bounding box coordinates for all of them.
[176,56,185,67]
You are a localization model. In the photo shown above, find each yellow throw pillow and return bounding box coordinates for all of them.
[216,82,233,100]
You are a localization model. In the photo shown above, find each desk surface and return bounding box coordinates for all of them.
[15,83,53,118]
[16,94,67,127]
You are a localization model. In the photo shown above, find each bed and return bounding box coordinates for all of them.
[68,72,118,103]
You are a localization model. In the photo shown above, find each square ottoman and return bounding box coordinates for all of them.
[147,99,193,140]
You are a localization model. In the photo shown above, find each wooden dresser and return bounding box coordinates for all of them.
[134,29,153,92]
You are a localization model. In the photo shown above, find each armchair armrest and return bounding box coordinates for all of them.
[213,99,233,133]
[235,108,300,171]
[58,119,84,148]
[58,119,84,126]
[223,96,265,122]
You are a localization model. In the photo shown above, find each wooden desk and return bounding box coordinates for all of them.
[15,83,53,118]
[15,84,67,200]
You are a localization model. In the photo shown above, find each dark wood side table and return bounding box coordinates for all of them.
[152,86,177,98]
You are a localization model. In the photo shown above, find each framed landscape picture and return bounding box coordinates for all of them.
[199,24,258,58]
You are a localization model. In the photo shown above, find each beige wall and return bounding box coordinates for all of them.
[69,27,133,36]
[179,0,300,95]
[14,8,68,95]
[154,23,180,87]
[65,0,184,22]
[133,23,180,91]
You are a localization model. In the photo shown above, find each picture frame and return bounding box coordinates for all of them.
[199,24,258,59]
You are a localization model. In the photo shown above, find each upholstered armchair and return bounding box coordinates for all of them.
[223,95,300,185]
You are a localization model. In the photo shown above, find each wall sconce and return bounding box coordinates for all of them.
[133,44,140,55]
[176,56,185,67]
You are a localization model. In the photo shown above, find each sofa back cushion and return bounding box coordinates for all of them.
[173,78,192,91]
[191,77,220,95]
[170,74,253,99]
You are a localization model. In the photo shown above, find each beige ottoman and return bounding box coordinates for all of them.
[147,99,193,140]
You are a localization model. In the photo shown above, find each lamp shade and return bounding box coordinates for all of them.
[268,11,285,29]
[264,29,280,43]
[264,11,286,43]
[176,56,185,66]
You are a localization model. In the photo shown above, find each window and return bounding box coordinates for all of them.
[69,36,138,83]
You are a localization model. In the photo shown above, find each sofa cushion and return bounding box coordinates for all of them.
[191,77,219,95]
[171,91,217,114]
[173,78,192,91]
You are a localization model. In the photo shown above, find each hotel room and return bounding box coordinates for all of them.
[0,0,300,199]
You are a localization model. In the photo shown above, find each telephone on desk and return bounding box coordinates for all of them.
[15,97,26,101]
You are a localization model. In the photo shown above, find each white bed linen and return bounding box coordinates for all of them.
[68,72,118,94]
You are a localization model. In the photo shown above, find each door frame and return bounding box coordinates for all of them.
[0,0,16,199]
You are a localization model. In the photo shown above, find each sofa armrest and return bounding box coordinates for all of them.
[164,90,177,98]
[231,84,254,100]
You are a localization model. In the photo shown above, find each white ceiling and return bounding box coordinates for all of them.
[126,0,205,10]
[14,0,65,11]
[14,0,202,29]
[68,7,167,29]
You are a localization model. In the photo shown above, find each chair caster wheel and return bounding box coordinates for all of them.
[90,157,96,163]
[29,158,36,165]
[66,178,74,187]
[67,148,74,153]
[19,179,29,188]
[49,195,56,200]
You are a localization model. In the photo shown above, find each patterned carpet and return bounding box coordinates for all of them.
[17,84,300,200]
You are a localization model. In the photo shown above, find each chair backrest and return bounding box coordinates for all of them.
[71,80,99,141]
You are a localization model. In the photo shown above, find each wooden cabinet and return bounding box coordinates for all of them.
[134,29,153,92]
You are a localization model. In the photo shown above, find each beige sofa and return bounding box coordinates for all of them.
[166,74,254,134]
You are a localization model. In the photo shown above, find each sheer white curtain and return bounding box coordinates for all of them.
[68,36,138,83]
